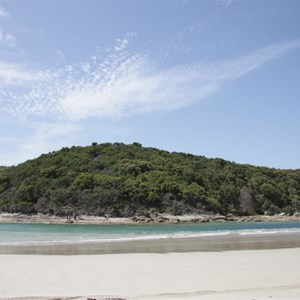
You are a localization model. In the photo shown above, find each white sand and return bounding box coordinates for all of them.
[1,248,300,300]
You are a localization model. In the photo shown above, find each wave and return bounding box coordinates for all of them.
[1,227,300,246]
[237,228,300,236]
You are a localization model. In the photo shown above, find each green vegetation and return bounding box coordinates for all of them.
[0,142,299,217]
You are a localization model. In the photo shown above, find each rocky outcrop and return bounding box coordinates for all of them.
[1,212,299,225]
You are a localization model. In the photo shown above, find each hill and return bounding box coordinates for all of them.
[0,142,299,217]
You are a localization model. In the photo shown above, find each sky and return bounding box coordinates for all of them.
[0,0,299,169]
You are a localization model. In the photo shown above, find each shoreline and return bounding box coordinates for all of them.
[1,216,300,300]
[1,212,299,225]
[1,231,300,255]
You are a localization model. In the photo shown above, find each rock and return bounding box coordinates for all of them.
[214,215,225,220]
[264,211,274,216]
[278,212,286,216]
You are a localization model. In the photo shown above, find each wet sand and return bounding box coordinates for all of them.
[0,231,300,255]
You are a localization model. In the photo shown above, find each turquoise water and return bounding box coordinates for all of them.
[1,221,300,245]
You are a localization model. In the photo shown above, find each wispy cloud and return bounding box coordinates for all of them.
[56,48,66,62]
[0,6,8,19]
[112,32,137,52]
[20,122,80,152]
[0,137,17,142]
[0,38,300,123]
[0,61,49,85]
[216,0,234,7]
[8,122,82,165]
[0,29,16,47]
[0,7,15,48]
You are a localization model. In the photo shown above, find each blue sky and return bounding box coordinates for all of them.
[0,1,299,169]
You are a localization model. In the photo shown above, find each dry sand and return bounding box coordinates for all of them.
[1,248,300,300]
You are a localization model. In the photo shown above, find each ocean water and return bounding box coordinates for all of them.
[1,221,300,246]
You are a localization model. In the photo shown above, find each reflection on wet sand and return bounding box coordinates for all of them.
[1,232,300,255]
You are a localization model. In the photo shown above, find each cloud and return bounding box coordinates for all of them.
[0,36,299,166]
[0,137,17,142]
[114,38,129,52]
[216,0,233,6]
[0,6,8,19]
[113,32,137,52]
[8,122,82,165]
[0,61,49,84]
[0,29,16,47]
[0,38,300,123]
[0,7,15,48]
[56,49,65,61]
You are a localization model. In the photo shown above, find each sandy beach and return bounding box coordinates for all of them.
[1,218,300,299]
[1,247,300,300]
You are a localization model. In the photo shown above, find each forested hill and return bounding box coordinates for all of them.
[0,142,299,217]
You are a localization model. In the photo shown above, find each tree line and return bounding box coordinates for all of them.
[0,142,299,217]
